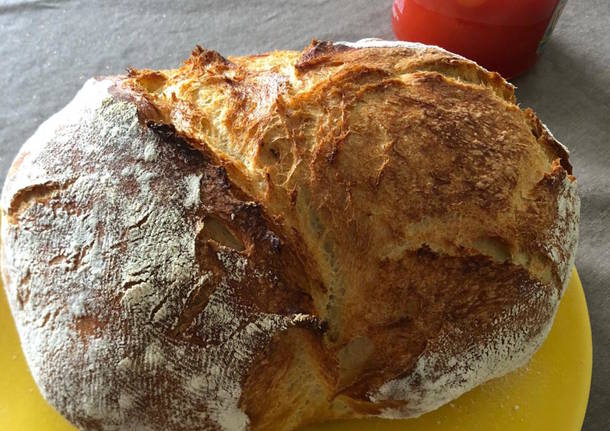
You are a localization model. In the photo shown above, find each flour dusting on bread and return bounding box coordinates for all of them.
[1,80,315,430]
[1,40,578,431]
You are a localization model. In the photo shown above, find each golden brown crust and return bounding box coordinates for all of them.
[1,40,579,431]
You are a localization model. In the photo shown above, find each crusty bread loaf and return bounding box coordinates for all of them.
[0,39,579,431]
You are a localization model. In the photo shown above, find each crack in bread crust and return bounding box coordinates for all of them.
[1,40,579,431]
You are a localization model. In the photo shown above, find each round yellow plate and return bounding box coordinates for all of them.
[0,270,591,431]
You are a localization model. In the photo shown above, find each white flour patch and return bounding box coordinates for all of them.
[144,341,165,367]
[118,393,135,410]
[143,141,159,162]
[183,174,201,208]
[117,357,132,371]
[543,174,579,294]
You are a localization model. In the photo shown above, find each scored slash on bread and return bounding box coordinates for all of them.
[1,39,578,431]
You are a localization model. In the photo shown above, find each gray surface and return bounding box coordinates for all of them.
[0,0,607,429]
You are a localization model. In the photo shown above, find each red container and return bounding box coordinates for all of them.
[392,0,567,78]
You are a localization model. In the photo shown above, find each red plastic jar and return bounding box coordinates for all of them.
[392,0,567,78]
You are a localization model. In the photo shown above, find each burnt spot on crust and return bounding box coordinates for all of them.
[146,122,189,146]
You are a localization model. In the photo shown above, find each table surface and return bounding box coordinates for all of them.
[0,1,608,430]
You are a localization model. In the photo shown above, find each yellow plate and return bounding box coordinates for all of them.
[0,270,591,431]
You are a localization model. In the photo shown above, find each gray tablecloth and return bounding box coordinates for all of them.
[0,1,608,429]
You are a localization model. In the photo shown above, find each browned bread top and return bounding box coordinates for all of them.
[1,39,579,431]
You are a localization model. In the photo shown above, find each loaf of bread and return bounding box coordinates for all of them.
[1,39,579,431]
